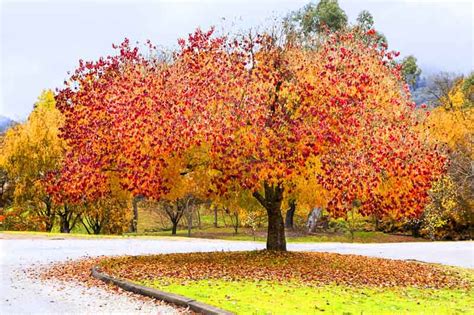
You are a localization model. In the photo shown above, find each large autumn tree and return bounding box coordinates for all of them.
[56,28,445,250]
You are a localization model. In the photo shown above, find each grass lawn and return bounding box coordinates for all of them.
[141,279,473,314]
[1,228,423,243]
[99,251,474,315]
[2,208,424,243]
[136,210,424,243]
[133,227,423,243]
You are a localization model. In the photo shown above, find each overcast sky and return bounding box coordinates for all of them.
[1,0,472,120]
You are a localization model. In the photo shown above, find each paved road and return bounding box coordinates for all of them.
[1,236,473,314]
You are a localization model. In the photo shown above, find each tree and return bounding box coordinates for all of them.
[284,0,347,44]
[423,72,460,107]
[421,175,470,240]
[421,75,473,238]
[354,10,388,51]
[287,156,332,229]
[284,198,296,229]
[162,199,187,235]
[81,178,132,234]
[355,10,374,32]
[0,139,14,209]
[313,0,347,32]
[56,29,445,251]
[129,195,144,233]
[0,90,65,231]
[208,30,444,250]
[401,55,421,89]
[213,189,261,235]
[56,204,81,233]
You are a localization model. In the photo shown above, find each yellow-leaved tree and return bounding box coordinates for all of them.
[80,175,133,235]
[421,74,473,239]
[149,147,213,235]
[0,90,66,231]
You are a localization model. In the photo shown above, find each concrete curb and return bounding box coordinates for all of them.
[91,266,234,315]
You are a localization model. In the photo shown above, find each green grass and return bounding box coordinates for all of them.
[0,230,179,240]
[1,230,124,238]
[134,228,421,243]
[141,278,474,314]
[2,205,423,243]
[1,228,423,244]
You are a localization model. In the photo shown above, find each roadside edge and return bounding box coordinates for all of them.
[91,266,234,315]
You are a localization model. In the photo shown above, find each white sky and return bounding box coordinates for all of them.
[1,0,473,120]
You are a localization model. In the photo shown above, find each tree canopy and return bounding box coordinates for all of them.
[53,27,446,250]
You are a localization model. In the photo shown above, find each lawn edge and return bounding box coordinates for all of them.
[91,266,234,315]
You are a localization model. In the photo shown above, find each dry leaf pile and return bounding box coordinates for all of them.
[98,251,471,289]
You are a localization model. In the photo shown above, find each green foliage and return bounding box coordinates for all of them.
[356,10,374,31]
[353,9,388,50]
[401,55,422,88]
[312,0,348,32]
[285,0,347,44]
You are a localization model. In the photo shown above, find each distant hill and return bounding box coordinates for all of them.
[0,116,15,133]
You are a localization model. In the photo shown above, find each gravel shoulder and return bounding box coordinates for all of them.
[1,234,472,314]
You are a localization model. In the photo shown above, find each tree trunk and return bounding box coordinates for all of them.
[373,215,380,231]
[307,208,322,233]
[171,220,178,235]
[82,219,92,235]
[58,205,81,233]
[233,212,239,235]
[186,198,193,237]
[285,199,296,229]
[187,211,192,237]
[197,207,201,229]
[60,215,71,233]
[44,203,54,232]
[43,198,55,232]
[266,202,286,251]
[130,196,139,233]
[45,221,54,232]
[92,222,102,235]
[253,182,287,251]
[60,222,70,233]
[213,205,218,228]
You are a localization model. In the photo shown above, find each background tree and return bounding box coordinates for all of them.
[81,177,132,234]
[354,10,387,51]
[401,55,422,89]
[420,75,473,239]
[1,90,65,231]
[284,0,347,44]
[420,72,460,107]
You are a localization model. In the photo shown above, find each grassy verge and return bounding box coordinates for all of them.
[99,251,473,315]
[137,209,424,243]
[133,228,423,243]
[1,229,424,243]
[0,230,180,240]
[0,230,124,239]
[141,279,473,314]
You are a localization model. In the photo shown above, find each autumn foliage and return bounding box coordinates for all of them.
[53,28,446,249]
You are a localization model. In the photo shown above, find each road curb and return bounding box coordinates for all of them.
[91,266,234,315]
